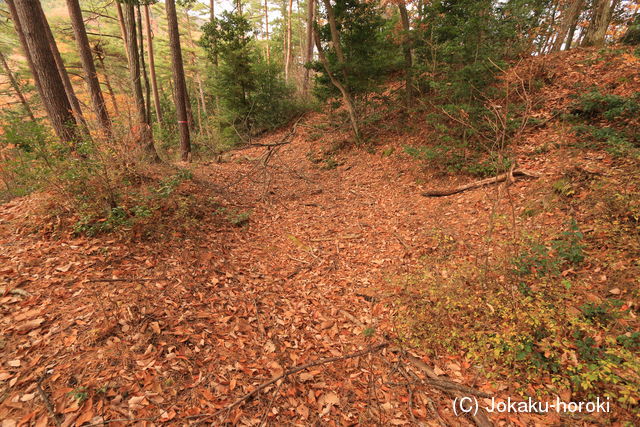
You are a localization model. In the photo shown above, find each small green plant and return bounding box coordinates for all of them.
[216,207,250,227]
[68,386,89,404]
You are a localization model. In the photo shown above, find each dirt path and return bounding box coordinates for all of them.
[0,117,535,426]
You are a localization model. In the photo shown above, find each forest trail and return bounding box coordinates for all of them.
[1,113,551,426]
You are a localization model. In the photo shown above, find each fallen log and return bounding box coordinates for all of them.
[423,168,540,197]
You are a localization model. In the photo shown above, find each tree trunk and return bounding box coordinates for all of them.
[552,0,584,51]
[11,0,78,142]
[144,4,163,124]
[122,1,159,161]
[115,1,129,60]
[184,10,208,118]
[5,0,41,94]
[285,0,293,80]
[165,0,192,162]
[313,29,359,139]
[322,0,347,80]
[136,5,152,125]
[264,0,271,63]
[583,0,616,46]
[36,0,87,130]
[0,50,35,121]
[302,0,315,95]
[99,61,119,115]
[66,0,111,136]
[398,1,413,109]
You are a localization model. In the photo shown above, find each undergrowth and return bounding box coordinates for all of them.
[392,217,640,411]
[0,117,211,238]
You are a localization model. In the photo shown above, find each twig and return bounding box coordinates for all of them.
[259,378,283,427]
[36,374,61,427]
[83,417,156,426]
[86,277,166,283]
[185,343,389,422]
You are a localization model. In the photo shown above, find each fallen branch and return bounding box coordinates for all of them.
[36,374,61,427]
[403,354,492,398]
[423,168,540,197]
[186,343,389,422]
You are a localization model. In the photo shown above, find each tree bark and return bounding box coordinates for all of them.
[582,0,617,46]
[184,9,208,119]
[136,4,152,125]
[115,1,129,60]
[5,0,41,93]
[552,0,584,51]
[165,0,192,162]
[66,0,111,136]
[398,1,413,109]
[144,4,163,124]
[122,1,159,161]
[285,0,293,80]
[302,0,315,95]
[0,50,35,121]
[93,43,119,115]
[36,0,87,130]
[313,29,359,139]
[322,0,345,66]
[264,0,271,63]
[11,0,78,142]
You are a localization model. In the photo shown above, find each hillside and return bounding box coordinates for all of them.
[0,46,638,426]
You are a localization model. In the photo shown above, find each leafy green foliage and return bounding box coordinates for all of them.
[311,0,399,100]
[200,12,304,144]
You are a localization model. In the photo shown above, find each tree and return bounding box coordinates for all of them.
[35,0,88,130]
[165,0,192,161]
[302,0,315,94]
[121,0,159,161]
[10,0,78,142]
[143,3,163,123]
[313,28,359,138]
[264,0,271,63]
[285,0,294,80]
[66,0,112,135]
[552,0,585,51]
[582,0,619,46]
[398,1,413,108]
[0,50,35,121]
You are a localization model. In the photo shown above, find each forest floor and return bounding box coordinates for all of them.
[1,47,639,426]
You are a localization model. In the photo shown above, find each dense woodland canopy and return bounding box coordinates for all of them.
[0,0,639,425]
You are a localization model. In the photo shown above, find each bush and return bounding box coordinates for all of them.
[201,12,305,145]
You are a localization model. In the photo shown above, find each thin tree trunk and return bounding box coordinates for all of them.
[93,43,119,115]
[265,0,271,63]
[398,1,413,109]
[12,0,78,142]
[66,0,111,136]
[165,0,192,162]
[122,1,159,161]
[322,0,347,80]
[313,29,359,139]
[285,0,293,80]
[144,4,163,124]
[184,10,208,117]
[36,0,87,130]
[302,0,315,95]
[136,5,152,125]
[0,50,35,121]
[553,0,584,51]
[115,1,129,60]
[5,0,41,94]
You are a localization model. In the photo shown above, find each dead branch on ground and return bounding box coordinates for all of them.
[423,168,540,197]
